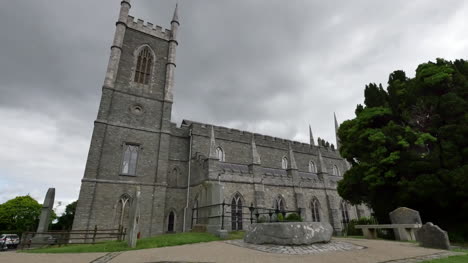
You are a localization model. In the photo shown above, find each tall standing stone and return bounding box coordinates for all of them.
[127,186,141,248]
[36,188,55,233]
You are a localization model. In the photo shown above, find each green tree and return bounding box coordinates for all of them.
[51,201,77,230]
[338,58,468,241]
[0,195,42,232]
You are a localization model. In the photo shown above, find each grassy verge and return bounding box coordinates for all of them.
[21,232,231,253]
[419,251,468,263]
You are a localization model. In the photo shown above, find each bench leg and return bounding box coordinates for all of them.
[362,229,377,239]
[395,228,414,241]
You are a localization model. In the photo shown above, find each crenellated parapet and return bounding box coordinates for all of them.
[181,120,342,158]
[126,16,171,41]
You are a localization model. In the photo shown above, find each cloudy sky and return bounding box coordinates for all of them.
[1,0,467,213]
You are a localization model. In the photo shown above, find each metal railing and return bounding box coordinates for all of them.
[191,202,302,230]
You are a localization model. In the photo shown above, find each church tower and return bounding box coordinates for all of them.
[72,1,180,237]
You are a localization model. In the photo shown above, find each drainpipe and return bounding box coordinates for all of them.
[182,128,193,232]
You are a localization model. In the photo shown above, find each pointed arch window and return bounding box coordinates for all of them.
[274,196,285,212]
[192,199,198,227]
[311,198,321,222]
[121,144,139,176]
[340,200,350,225]
[215,147,225,162]
[309,161,317,173]
[281,157,288,169]
[231,193,243,230]
[332,165,340,176]
[118,194,131,228]
[134,47,153,84]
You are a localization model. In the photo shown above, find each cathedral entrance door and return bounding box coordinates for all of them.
[168,211,175,232]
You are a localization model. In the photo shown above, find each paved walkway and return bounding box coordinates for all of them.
[0,238,463,263]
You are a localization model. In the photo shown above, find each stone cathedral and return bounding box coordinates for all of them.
[72,1,371,238]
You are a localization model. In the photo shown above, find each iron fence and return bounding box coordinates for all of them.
[191,202,302,231]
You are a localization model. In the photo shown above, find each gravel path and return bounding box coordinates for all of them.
[109,238,460,263]
[0,238,463,263]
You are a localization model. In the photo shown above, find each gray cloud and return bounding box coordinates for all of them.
[0,0,467,206]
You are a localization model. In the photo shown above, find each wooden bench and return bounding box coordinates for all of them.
[355,224,421,241]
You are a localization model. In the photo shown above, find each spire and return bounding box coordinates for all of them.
[208,126,218,159]
[309,124,315,146]
[171,3,180,25]
[334,113,341,150]
[316,146,328,174]
[164,2,180,102]
[103,0,131,89]
[250,135,261,165]
[287,143,298,170]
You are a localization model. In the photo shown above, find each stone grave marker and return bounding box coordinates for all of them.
[416,222,450,250]
[389,207,422,240]
[389,207,422,224]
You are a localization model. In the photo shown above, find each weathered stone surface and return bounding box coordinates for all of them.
[36,188,55,233]
[127,186,141,248]
[244,222,333,245]
[416,222,450,250]
[389,207,422,224]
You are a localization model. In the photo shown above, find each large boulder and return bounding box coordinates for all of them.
[416,222,450,250]
[244,222,333,245]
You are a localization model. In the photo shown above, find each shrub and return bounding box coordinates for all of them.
[285,213,302,222]
[277,213,284,222]
[256,216,268,223]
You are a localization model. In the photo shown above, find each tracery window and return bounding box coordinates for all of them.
[134,47,153,84]
[340,200,350,225]
[118,194,131,227]
[121,144,139,176]
[281,157,288,169]
[192,199,198,226]
[274,196,285,212]
[309,161,317,173]
[215,147,225,162]
[311,198,321,222]
[231,193,243,230]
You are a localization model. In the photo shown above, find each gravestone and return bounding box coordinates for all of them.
[127,186,140,248]
[389,207,422,224]
[36,188,55,233]
[416,222,450,250]
[389,207,422,240]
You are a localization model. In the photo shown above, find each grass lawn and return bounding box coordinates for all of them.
[21,231,243,253]
[420,250,468,263]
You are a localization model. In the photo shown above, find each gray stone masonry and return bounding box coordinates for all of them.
[416,222,451,250]
[72,1,372,239]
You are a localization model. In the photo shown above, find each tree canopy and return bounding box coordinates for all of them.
[0,195,42,232]
[337,59,468,241]
[51,201,77,230]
